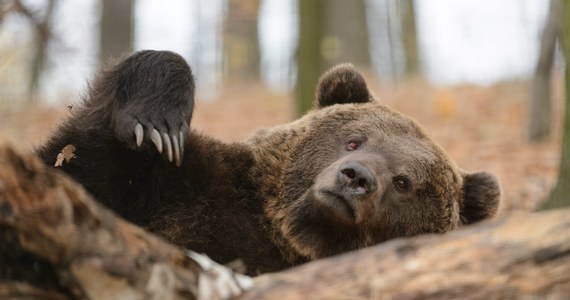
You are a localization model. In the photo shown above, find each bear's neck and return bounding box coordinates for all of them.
[246,122,314,265]
[246,124,306,204]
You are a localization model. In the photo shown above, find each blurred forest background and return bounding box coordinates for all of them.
[0,0,568,212]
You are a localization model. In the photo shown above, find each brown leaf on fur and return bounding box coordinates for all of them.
[54,144,76,167]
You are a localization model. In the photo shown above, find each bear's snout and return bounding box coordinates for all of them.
[338,161,377,196]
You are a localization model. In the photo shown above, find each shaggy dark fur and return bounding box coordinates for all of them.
[37,51,501,275]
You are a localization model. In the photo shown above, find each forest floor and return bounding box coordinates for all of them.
[0,75,563,214]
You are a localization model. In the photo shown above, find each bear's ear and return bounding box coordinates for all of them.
[316,63,373,108]
[460,172,501,225]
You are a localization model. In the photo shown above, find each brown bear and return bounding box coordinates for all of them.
[37,50,500,275]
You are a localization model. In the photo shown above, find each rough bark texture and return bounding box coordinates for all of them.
[0,145,250,300]
[242,209,570,299]
[1,145,570,299]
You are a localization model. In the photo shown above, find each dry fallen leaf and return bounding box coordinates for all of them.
[54,144,76,167]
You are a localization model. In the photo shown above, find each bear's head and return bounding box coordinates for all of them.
[251,64,500,263]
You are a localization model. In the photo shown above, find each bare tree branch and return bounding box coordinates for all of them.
[1,0,56,101]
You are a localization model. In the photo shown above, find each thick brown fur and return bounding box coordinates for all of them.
[37,52,501,275]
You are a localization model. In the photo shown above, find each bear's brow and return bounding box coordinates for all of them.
[384,137,440,179]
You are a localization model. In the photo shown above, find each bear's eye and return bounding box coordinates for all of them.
[347,141,360,151]
[393,176,412,193]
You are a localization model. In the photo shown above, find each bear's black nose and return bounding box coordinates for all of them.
[338,161,376,195]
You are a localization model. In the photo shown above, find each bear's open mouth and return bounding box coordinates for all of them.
[318,190,356,224]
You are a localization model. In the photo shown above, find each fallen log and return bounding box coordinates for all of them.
[1,144,570,299]
[0,145,251,299]
[243,208,570,299]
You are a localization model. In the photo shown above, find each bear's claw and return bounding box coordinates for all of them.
[134,123,144,147]
[151,129,163,153]
[134,122,185,167]
[179,132,185,160]
[162,132,173,163]
[172,135,181,166]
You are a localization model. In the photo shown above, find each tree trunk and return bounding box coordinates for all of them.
[243,209,570,299]
[0,146,251,299]
[296,0,325,116]
[296,0,371,116]
[399,0,419,74]
[323,0,370,67]
[28,0,56,103]
[99,0,133,65]
[542,0,570,209]
[10,0,57,102]
[223,0,261,82]
[529,0,560,142]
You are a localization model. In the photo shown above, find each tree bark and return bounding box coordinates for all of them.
[543,0,570,209]
[399,0,419,74]
[99,0,133,65]
[296,0,325,116]
[296,0,371,116]
[323,0,370,67]
[529,0,560,142]
[223,0,261,82]
[243,209,570,299]
[0,146,251,299]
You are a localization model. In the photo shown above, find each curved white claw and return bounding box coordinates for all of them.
[179,131,184,161]
[134,123,144,147]
[172,135,181,167]
[151,129,163,153]
[162,132,173,162]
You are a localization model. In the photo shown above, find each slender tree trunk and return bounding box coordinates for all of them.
[399,0,419,74]
[28,0,55,102]
[529,0,560,142]
[542,0,570,209]
[99,0,133,65]
[11,0,57,102]
[323,0,370,67]
[223,0,261,82]
[296,0,370,116]
[385,2,399,80]
[296,0,325,116]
